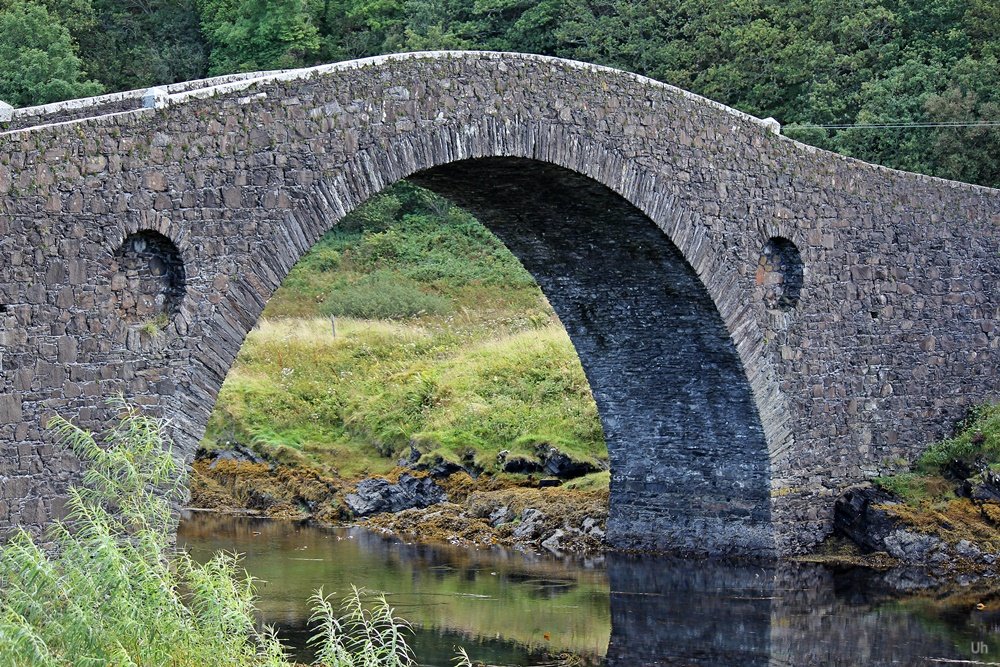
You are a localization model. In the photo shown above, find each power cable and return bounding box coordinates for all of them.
[787,121,1000,130]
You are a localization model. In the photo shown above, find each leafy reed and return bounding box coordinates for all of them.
[0,403,473,667]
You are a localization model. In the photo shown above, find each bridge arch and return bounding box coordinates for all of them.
[158,118,790,556]
[2,52,998,556]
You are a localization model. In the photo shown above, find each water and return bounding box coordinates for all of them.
[178,512,1000,666]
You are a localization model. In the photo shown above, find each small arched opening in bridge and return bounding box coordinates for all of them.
[196,157,772,557]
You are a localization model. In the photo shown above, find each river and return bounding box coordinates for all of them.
[178,512,1000,666]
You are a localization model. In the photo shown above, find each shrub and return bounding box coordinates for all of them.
[320,272,452,319]
[0,402,473,667]
[875,403,1000,504]
[0,401,287,667]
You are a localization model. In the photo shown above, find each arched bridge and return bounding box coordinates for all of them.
[1,52,998,557]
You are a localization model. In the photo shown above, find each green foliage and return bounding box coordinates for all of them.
[309,586,417,667]
[562,470,610,491]
[876,403,1000,504]
[0,0,102,107]
[198,0,321,73]
[0,402,289,666]
[911,403,1000,476]
[78,0,209,93]
[265,183,538,319]
[874,472,933,503]
[320,272,452,319]
[0,405,471,666]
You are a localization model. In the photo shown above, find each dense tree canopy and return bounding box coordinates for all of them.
[0,0,997,187]
[0,0,102,106]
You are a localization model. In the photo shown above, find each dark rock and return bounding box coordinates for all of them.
[345,474,447,517]
[835,484,951,563]
[512,508,545,540]
[399,442,422,467]
[946,458,979,482]
[407,448,478,478]
[540,528,565,554]
[538,478,562,488]
[582,516,606,540]
[541,449,600,479]
[961,469,1000,502]
[883,529,947,563]
[501,456,543,474]
[202,443,266,470]
[429,460,465,478]
[244,488,276,511]
[489,505,511,527]
[833,484,902,552]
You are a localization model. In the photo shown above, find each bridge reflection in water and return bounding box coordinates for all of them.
[179,513,993,667]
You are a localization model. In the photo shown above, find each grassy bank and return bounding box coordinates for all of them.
[874,403,1000,551]
[204,183,608,482]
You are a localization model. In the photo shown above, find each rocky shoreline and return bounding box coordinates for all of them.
[189,446,609,555]
[818,482,1000,574]
[191,445,1000,574]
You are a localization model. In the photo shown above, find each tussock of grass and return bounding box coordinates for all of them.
[911,403,1000,476]
[874,403,1000,548]
[563,471,611,492]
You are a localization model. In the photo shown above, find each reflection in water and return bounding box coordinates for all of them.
[178,512,609,665]
[178,513,1000,667]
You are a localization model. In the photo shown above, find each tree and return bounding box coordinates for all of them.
[199,0,322,73]
[0,0,102,107]
[77,0,209,93]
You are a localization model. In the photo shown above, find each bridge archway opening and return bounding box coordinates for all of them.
[197,156,774,557]
[403,158,773,556]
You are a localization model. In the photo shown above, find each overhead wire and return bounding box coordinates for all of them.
[787,121,1000,130]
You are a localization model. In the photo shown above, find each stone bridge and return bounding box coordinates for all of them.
[1,51,998,557]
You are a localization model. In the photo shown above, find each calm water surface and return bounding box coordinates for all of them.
[178,512,1000,666]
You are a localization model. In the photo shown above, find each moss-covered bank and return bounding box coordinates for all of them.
[826,403,1000,570]
[189,452,610,555]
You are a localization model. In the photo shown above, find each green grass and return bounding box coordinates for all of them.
[205,182,607,479]
[562,471,611,492]
[264,182,539,320]
[875,403,1000,504]
[206,317,605,479]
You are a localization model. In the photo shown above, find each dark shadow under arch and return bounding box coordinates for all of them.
[411,158,772,556]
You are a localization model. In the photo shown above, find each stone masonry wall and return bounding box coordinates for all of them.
[0,51,998,555]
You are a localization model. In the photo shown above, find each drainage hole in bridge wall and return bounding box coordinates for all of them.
[111,231,186,325]
[756,237,803,312]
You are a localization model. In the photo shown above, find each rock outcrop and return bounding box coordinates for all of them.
[344,474,448,517]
